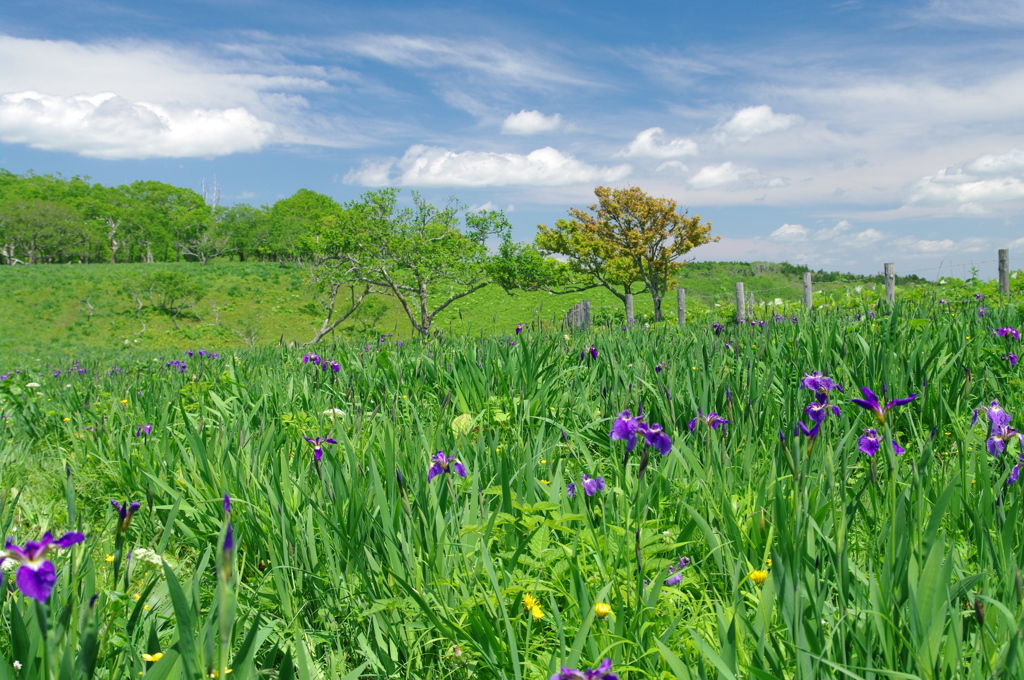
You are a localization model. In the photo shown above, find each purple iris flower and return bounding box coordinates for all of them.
[688,410,729,433]
[135,424,153,437]
[857,428,904,456]
[984,401,1020,456]
[427,451,467,482]
[186,350,194,358]
[850,386,917,424]
[805,393,841,422]
[794,420,821,439]
[223,522,234,553]
[610,410,641,451]
[638,422,672,455]
[111,500,141,532]
[581,474,606,496]
[516,324,525,334]
[304,436,338,462]
[664,556,691,586]
[1004,353,1019,367]
[566,482,576,499]
[550,658,618,680]
[995,327,1020,341]
[655,362,664,373]
[800,371,841,394]
[579,345,598,361]
[712,323,725,335]
[224,493,231,516]
[976,293,985,301]
[978,307,987,317]
[1008,454,1023,486]
[3,531,85,602]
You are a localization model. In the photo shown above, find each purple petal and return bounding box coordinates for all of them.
[664,572,684,586]
[16,561,57,602]
[987,437,1005,457]
[884,394,918,410]
[566,482,576,499]
[52,531,84,549]
[427,462,444,482]
[891,438,905,456]
[453,460,467,477]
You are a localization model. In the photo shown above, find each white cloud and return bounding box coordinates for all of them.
[501,110,563,135]
[620,127,698,159]
[908,148,1024,208]
[714,105,802,143]
[891,236,988,254]
[689,161,757,189]
[345,145,631,187]
[770,223,809,242]
[0,91,276,159]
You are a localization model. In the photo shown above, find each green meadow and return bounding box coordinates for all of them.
[2,277,1023,678]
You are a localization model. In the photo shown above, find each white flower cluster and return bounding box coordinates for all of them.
[130,548,171,568]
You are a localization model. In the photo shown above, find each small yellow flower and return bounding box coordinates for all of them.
[749,569,768,586]
[105,554,115,562]
[530,605,544,620]
[141,652,164,662]
[594,602,612,619]
[522,593,540,611]
[121,399,128,405]
[766,558,772,567]
[133,593,141,601]
[207,670,233,678]
[63,417,71,422]
[540,480,550,484]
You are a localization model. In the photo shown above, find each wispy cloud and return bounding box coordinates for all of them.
[917,0,1024,26]
[340,34,590,88]
[344,145,630,187]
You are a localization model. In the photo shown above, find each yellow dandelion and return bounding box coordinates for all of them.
[749,569,768,586]
[522,593,540,611]
[105,554,115,562]
[594,602,612,619]
[121,399,128,405]
[141,652,164,662]
[63,417,71,422]
[530,605,544,620]
[133,593,141,601]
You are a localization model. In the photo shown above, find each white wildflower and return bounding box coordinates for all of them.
[322,408,346,417]
[25,382,40,388]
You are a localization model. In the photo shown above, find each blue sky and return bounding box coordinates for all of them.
[2,0,1024,277]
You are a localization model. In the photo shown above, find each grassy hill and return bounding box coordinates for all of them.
[0,259,921,356]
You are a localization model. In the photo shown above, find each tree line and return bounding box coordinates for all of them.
[0,170,719,336]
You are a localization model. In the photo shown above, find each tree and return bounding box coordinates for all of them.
[536,186,718,321]
[268,189,343,260]
[353,190,507,337]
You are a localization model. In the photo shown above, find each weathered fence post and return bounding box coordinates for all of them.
[884,263,895,304]
[625,293,634,323]
[999,249,1010,296]
[582,300,591,328]
[747,292,754,314]
[677,288,686,326]
[735,282,746,322]
[803,272,813,312]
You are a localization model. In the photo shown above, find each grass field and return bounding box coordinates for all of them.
[0,260,921,356]
[1,288,1023,678]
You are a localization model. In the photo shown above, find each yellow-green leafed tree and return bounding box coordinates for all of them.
[536,186,718,321]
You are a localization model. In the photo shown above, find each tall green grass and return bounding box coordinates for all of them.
[1,295,1022,678]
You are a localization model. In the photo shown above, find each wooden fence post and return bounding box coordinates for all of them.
[625,293,634,323]
[884,263,895,304]
[677,288,686,326]
[803,272,813,312]
[582,300,591,328]
[999,249,1010,296]
[735,282,746,322]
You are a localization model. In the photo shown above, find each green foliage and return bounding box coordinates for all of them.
[2,298,1024,677]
